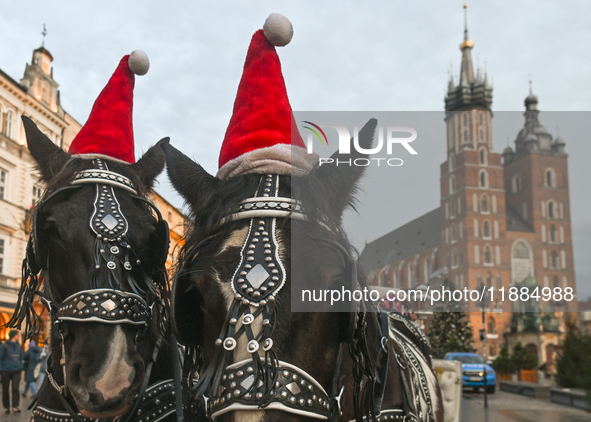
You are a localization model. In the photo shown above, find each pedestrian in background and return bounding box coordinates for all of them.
[22,339,40,398]
[0,330,24,413]
[36,339,49,390]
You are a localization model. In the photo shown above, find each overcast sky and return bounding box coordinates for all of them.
[1,1,590,300]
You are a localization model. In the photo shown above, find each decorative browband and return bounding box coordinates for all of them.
[72,169,137,194]
[55,289,149,325]
[210,359,333,420]
[32,379,176,422]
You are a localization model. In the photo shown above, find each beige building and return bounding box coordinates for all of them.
[0,45,185,340]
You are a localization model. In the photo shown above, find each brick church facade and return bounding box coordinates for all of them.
[361,18,575,363]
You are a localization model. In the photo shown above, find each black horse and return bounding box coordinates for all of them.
[164,119,444,422]
[8,117,180,422]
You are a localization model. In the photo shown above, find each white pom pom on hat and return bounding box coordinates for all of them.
[128,50,150,75]
[263,13,293,46]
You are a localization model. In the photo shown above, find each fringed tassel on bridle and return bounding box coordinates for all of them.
[6,258,43,341]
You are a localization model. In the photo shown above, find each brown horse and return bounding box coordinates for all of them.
[165,119,444,422]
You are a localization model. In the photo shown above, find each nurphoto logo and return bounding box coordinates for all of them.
[301,121,418,167]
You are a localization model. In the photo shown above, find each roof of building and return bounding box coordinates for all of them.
[360,208,441,271]
[506,205,535,233]
[0,68,26,93]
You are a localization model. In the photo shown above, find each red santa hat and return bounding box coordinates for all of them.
[68,50,150,164]
[217,13,318,180]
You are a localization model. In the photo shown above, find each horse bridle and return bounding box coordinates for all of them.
[179,174,390,422]
[8,159,181,422]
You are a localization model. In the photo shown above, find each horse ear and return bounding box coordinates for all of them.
[162,143,219,208]
[131,138,169,188]
[309,118,377,216]
[22,116,70,181]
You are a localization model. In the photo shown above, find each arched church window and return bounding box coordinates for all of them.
[481,195,489,213]
[483,245,492,264]
[479,148,487,165]
[550,225,557,243]
[483,220,491,238]
[512,240,533,284]
[479,170,488,188]
[546,168,556,188]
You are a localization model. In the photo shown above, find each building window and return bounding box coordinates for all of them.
[550,225,557,243]
[484,245,493,265]
[5,111,13,139]
[512,241,533,284]
[479,148,487,165]
[449,175,456,194]
[451,223,456,243]
[494,221,499,238]
[553,276,560,289]
[460,248,464,265]
[475,245,480,264]
[0,238,4,274]
[463,113,468,127]
[488,317,496,334]
[449,154,455,171]
[424,258,431,283]
[481,194,489,213]
[474,219,479,237]
[460,274,464,289]
[483,220,491,238]
[492,195,497,213]
[451,248,458,268]
[479,170,488,188]
[457,197,461,214]
[473,193,478,212]
[548,200,556,219]
[32,185,42,206]
[393,269,398,289]
[445,227,449,243]
[479,113,484,125]
[496,273,502,289]
[496,246,501,265]
[543,249,548,268]
[551,250,559,269]
[464,130,468,143]
[545,168,556,188]
[459,222,463,239]
[512,175,521,193]
[0,169,6,200]
[477,272,483,286]
[542,225,547,242]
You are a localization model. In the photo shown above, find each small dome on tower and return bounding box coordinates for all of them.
[553,136,565,146]
[503,146,514,155]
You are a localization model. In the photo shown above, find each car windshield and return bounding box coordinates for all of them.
[453,355,484,364]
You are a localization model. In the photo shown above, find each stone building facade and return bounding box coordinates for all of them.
[361,20,575,367]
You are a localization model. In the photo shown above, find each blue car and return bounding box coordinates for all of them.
[444,352,496,393]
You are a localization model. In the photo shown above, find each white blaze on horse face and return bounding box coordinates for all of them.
[92,325,135,401]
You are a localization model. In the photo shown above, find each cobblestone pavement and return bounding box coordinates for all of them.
[461,389,591,422]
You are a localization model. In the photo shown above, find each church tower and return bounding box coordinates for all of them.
[440,5,511,357]
[502,88,576,313]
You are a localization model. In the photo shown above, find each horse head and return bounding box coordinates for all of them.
[165,119,409,422]
[13,117,171,418]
